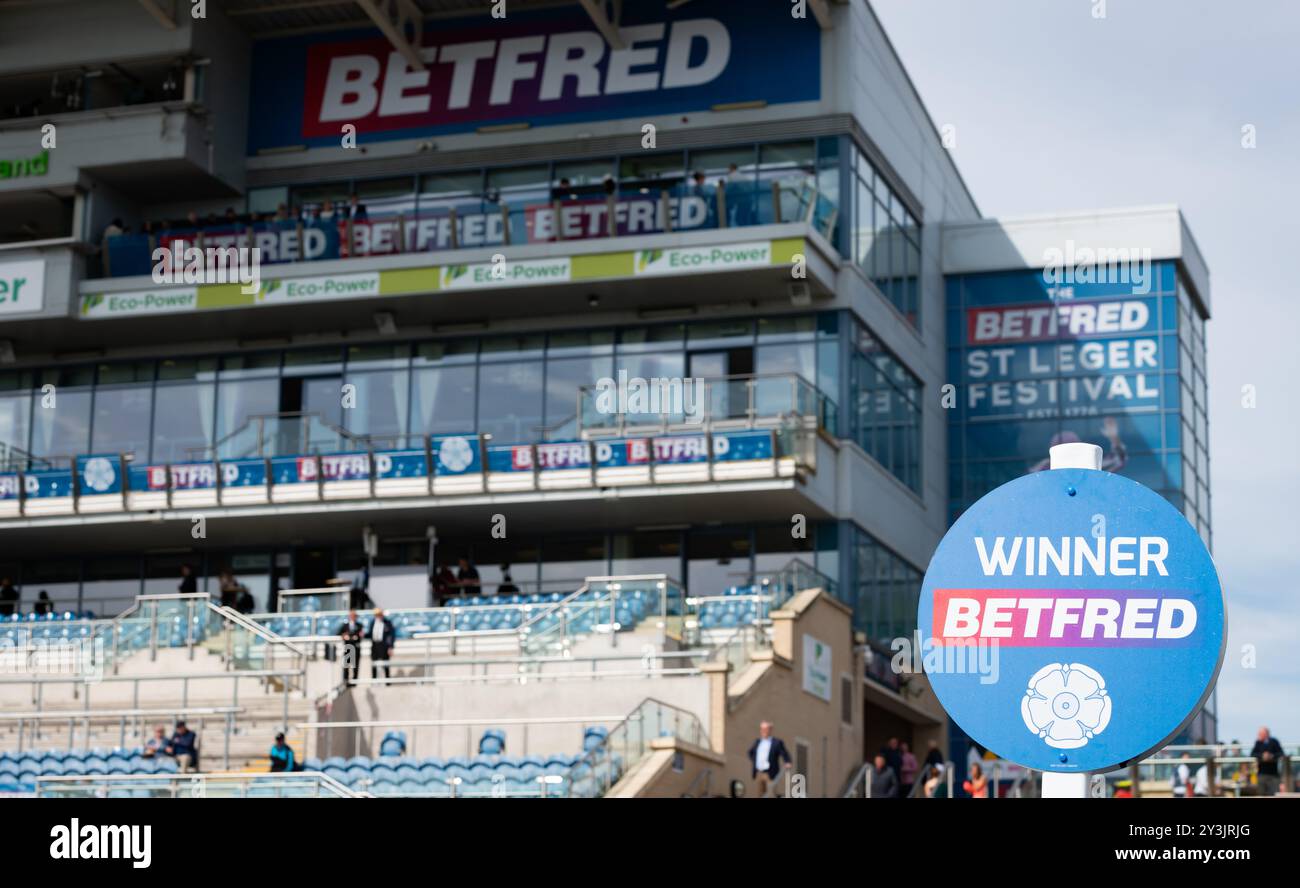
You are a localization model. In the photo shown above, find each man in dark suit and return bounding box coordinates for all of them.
[338,609,364,686]
[747,721,792,797]
[367,607,395,681]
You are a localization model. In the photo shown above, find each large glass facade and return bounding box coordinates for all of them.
[849,318,923,493]
[850,146,921,326]
[0,315,841,467]
[850,524,924,645]
[946,261,1198,528]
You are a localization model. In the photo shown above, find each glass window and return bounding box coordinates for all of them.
[90,385,154,458]
[152,382,215,462]
[158,357,218,382]
[343,369,409,444]
[545,354,613,440]
[354,176,417,218]
[610,531,682,578]
[477,362,543,443]
[215,377,279,449]
[554,159,614,187]
[687,528,752,595]
[417,171,485,223]
[283,347,343,376]
[688,146,756,179]
[547,329,614,356]
[0,392,31,461]
[481,334,545,360]
[539,535,606,593]
[31,387,91,460]
[410,365,476,436]
[415,339,477,366]
[220,352,280,378]
[617,324,685,353]
[619,151,685,185]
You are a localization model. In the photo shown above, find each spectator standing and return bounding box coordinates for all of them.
[269,733,299,772]
[0,576,18,616]
[346,194,368,220]
[338,609,364,686]
[456,557,481,595]
[922,764,944,798]
[167,721,199,773]
[1193,762,1211,797]
[923,738,944,770]
[881,737,903,793]
[497,564,519,595]
[367,608,395,681]
[899,741,919,799]
[746,720,792,797]
[34,591,53,615]
[178,564,197,594]
[1172,755,1192,798]
[869,753,898,799]
[1251,726,1284,796]
[963,762,989,798]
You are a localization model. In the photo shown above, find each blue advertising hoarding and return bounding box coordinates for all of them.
[247,0,821,153]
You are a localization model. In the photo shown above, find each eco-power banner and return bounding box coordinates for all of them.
[79,238,800,319]
[246,0,820,153]
[80,288,198,318]
[634,242,772,276]
[256,272,381,304]
[440,257,571,290]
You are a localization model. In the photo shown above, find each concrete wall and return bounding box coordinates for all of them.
[698,588,865,798]
[314,673,711,761]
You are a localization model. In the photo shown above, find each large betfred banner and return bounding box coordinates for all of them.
[919,468,1225,773]
[248,1,821,153]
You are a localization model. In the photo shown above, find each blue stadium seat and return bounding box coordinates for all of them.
[478,728,506,755]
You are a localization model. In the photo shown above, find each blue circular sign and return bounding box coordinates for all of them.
[919,469,1226,773]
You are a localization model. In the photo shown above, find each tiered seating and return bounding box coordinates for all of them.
[258,589,661,639]
[696,585,775,629]
[0,748,180,791]
[312,727,618,797]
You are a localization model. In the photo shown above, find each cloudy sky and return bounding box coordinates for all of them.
[871,0,1300,743]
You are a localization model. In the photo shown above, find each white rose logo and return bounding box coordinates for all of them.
[1021,662,1112,749]
[81,457,117,493]
[437,436,474,474]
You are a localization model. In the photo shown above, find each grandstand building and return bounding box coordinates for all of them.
[0,0,1212,797]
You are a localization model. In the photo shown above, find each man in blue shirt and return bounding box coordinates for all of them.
[269,733,299,772]
[166,720,199,773]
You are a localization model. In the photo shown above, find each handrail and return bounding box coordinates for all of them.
[34,770,370,799]
[842,760,872,798]
[562,696,707,798]
[298,714,627,730]
[0,668,303,686]
[209,603,309,658]
[0,704,243,721]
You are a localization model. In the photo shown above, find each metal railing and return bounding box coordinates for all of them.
[1134,743,1298,797]
[35,770,367,799]
[577,372,836,438]
[0,705,243,768]
[562,696,708,798]
[297,713,627,764]
[0,669,302,727]
[97,173,840,279]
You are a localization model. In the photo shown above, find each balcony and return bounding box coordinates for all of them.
[96,176,839,278]
[0,373,828,523]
